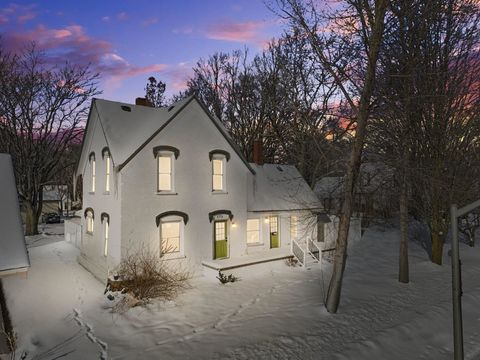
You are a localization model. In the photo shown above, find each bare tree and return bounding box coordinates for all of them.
[273,0,388,313]
[145,76,166,107]
[0,44,100,235]
[182,36,342,186]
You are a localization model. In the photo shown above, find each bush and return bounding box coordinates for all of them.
[104,248,190,311]
[285,257,299,267]
[216,271,238,284]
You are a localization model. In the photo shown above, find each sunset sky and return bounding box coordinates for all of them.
[0,1,286,103]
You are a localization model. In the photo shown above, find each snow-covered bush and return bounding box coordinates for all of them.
[104,248,189,311]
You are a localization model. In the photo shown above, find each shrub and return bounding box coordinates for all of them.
[285,257,299,267]
[216,271,238,284]
[105,248,189,311]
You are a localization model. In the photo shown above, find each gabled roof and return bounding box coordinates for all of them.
[77,96,254,175]
[93,95,192,170]
[0,154,30,276]
[248,163,320,212]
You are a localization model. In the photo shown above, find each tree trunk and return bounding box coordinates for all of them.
[430,206,445,265]
[431,229,444,265]
[25,201,39,236]
[324,0,388,314]
[399,171,409,283]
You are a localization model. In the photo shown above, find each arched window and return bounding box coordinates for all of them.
[101,212,110,257]
[153,146,180,193]
[102,147,111,193]
[209,150,229,192]
[84,208,94,234]
[89,152,96,193]
[155,211,188,257]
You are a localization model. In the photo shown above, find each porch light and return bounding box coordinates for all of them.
[232,221,237,228]
[264,218,270,224]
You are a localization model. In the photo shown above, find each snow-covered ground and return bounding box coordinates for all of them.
[3,223,480,359]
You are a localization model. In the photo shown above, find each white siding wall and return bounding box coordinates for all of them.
[245,210,316,254]
[120,101,250,273]
[79,108,122,282]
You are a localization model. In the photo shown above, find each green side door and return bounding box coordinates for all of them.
[270,216,279,248]
[214,220,228,259]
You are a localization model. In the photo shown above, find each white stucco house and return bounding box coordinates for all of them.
[73,96,327,281]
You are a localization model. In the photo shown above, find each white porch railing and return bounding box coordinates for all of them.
[291,238,322,268]
[307,238,321,263]
[291,239,306,266]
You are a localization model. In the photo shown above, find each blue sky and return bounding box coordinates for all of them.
[0,1,286,102]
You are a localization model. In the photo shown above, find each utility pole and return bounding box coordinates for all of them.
[450,198,480,360]
[450,204,463,360]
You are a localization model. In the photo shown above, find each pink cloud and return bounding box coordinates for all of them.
[0,14,7,24]
[17,11,35,23]
[163,62,192,91]
[206,20,267,44]
[1,25,168,88]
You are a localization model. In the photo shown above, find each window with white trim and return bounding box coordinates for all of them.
[290,216,298,240]
[86,210,94,234]
[105,153,111,193]
[247,219,261,244]
[157,153,174,192]
[212,155,226,191]
[103,217,109,257]
[160,220,182,255]
[89,153,96,193]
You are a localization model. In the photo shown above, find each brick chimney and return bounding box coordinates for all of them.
[135,97,153,107]
[253,139,264,165]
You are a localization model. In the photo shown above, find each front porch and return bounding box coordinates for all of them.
[202,247,293,274]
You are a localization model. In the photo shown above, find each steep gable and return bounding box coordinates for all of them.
[77,96,254,176]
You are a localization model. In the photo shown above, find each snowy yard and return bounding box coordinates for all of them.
[3,223,480,359]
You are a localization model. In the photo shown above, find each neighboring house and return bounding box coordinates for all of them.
[42,184,69,216]
[73,96,324,281]
[0,154,30,278]
[314,162,396,220]
[19,184,70,223]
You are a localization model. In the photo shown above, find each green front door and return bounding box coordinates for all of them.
[214,220,228,259]
[269,216,279,248]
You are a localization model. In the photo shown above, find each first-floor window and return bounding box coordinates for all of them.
[103,219,109,257]
[161,221,181,255]
[86,210,94,234]
[247,219,260,244]
[290,216,298,240]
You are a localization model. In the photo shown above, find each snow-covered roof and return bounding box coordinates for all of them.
[0,154,30,276]
[314,176,344,198]
[248,163,320,212]
[43,185,67,202]
[77,96,254,175]
[93,96,192,168]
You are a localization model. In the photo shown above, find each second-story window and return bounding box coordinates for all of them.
[209,150,229,193]
[158,153,174,192]
[105,152,111,193]
[212,156,225,191]
[153,146,179,194]
[89,152,96,193]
